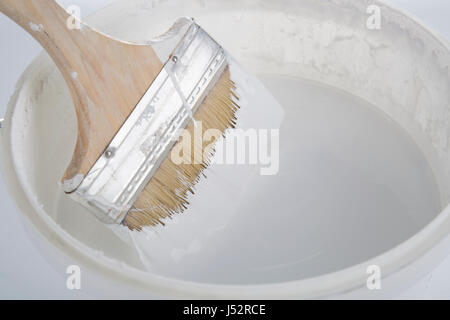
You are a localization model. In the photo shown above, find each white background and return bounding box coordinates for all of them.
[0,0,449,299]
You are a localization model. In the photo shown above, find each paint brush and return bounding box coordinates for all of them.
[0,0,241,230]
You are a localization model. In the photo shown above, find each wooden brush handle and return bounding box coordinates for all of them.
[0,0,163,191]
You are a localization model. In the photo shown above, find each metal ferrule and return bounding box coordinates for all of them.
[71,21,228,224]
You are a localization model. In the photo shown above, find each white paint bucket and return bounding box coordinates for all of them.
[0,0,449,298]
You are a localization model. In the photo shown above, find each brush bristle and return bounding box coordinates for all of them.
[124,67,239,231]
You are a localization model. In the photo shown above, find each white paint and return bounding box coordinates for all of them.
[1,0,449,298]
[70,71,78,80]
[116,74,441,284]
